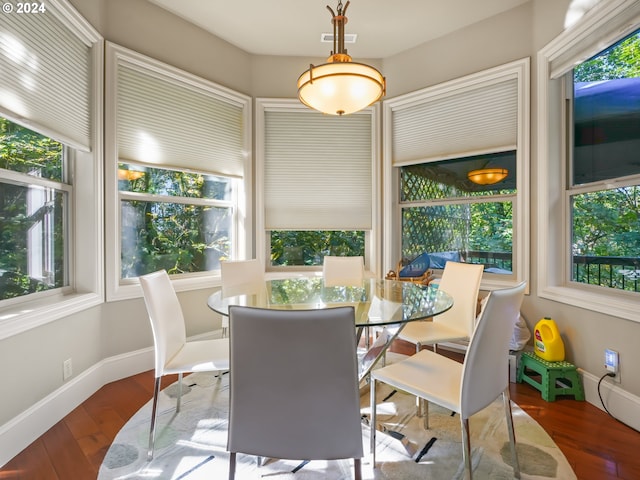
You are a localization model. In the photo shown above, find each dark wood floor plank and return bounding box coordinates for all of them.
[42,420,97,480]
[0,439,58,480]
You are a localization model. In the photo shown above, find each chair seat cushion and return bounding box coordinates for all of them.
[397,321,469,345]
[371,349,461,413]
[164,338,230,374]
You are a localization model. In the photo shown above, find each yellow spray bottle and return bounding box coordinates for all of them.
[533,317,565,362]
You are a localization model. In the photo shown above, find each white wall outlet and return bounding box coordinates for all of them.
[604,349,619,375]
[63,358,72,380]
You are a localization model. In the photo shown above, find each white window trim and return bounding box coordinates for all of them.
[537,0,640,323]
[383,58,530,291]
[0,0,104,340]
[104,43,252,301]
[254,98,381,275]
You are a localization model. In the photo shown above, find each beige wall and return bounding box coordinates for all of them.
[1,0,639,437]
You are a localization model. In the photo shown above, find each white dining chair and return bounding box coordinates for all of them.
[370,281,526,480]
[322,255,365,287]
[220,259,265,337]
[397,261,484,353]
[226,305,363,480]
[139,270,230,461]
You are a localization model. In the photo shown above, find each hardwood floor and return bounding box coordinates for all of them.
[1,342,639,480]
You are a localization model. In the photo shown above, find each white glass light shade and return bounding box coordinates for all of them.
[467,168,509,185]
[297,61,385,116]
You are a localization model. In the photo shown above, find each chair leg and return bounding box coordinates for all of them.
[353,458,362,480]
[147,376,161,461]
[176,372,183,413]
[461,417,472,480]
[369,377,377,466]
[228,452,236,480]
[420,398,429,430]
[503,388,521,479]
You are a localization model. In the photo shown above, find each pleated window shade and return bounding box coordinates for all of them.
[392,78,518,166]
[116,62,246,178]
[0,4,92,150]
[264,110,372,230]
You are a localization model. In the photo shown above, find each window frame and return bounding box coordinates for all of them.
[0,149,72,298]
[105,43,252,301]
[383,58,530,290]
[537,0,640,322]
[117,163,238,280]
[0,1,104,340]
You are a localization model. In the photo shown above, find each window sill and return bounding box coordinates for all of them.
[539,284,640,324]
[0,292,103,340]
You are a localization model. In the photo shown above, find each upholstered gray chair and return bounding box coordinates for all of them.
[370,281,527,480]
[227,305,363,480]
[139,270,230,461]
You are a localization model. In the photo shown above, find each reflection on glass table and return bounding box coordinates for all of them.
[208,277,453,382]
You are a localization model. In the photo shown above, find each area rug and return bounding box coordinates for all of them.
[99,367,576,480]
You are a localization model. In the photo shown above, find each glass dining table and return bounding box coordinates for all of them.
[207,276,453,382]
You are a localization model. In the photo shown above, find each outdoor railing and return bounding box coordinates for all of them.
[464,251,639,292]
[573,255,640,292]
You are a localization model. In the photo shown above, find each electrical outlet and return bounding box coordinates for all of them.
[604,349,620,382]
[63,358,72,381]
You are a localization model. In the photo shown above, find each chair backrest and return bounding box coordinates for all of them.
[221,259,265,297]
[227,306,364,461]
[460,281,527,418]
[139,270,187,377]
[323,255,365,287]
[433,261,484,334]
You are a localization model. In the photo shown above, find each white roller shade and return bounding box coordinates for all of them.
[392,78,518,166]
[264,110,372,230]
[115,54,247,177]
[0,1,93,150]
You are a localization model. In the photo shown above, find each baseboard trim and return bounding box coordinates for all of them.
[0,347,153,467]
[0,329,223,468]
[580,369,640,432]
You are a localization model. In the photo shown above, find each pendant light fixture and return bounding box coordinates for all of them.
[297,1,386,116]
[467,168,509,185]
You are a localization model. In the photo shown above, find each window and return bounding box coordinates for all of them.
[118,163,235,278]
[270,231,365,266]
[569,29,640,292]
[538,0,640,322]
[105,43,251,300]
[0,117,69,301]
[384,58,529,287]
[256,99,378,272]
[400,152,516,274]
[0,0,103,336]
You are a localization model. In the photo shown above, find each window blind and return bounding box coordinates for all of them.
[264,110,372,230]
[392,78,518,166]
[115,53,247,178]
[0,1,93,150]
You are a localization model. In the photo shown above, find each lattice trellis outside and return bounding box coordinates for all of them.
[401,165,471,262]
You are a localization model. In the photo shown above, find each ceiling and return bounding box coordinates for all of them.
[147,0,530,59]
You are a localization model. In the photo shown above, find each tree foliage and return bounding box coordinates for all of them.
[0,118,65,300]
[574,33,640,82]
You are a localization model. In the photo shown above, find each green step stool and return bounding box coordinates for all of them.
[516,351,585,402]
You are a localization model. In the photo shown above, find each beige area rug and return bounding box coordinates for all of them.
[99,366,576,480]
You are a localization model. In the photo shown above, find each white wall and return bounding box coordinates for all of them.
[1,0,639,467]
